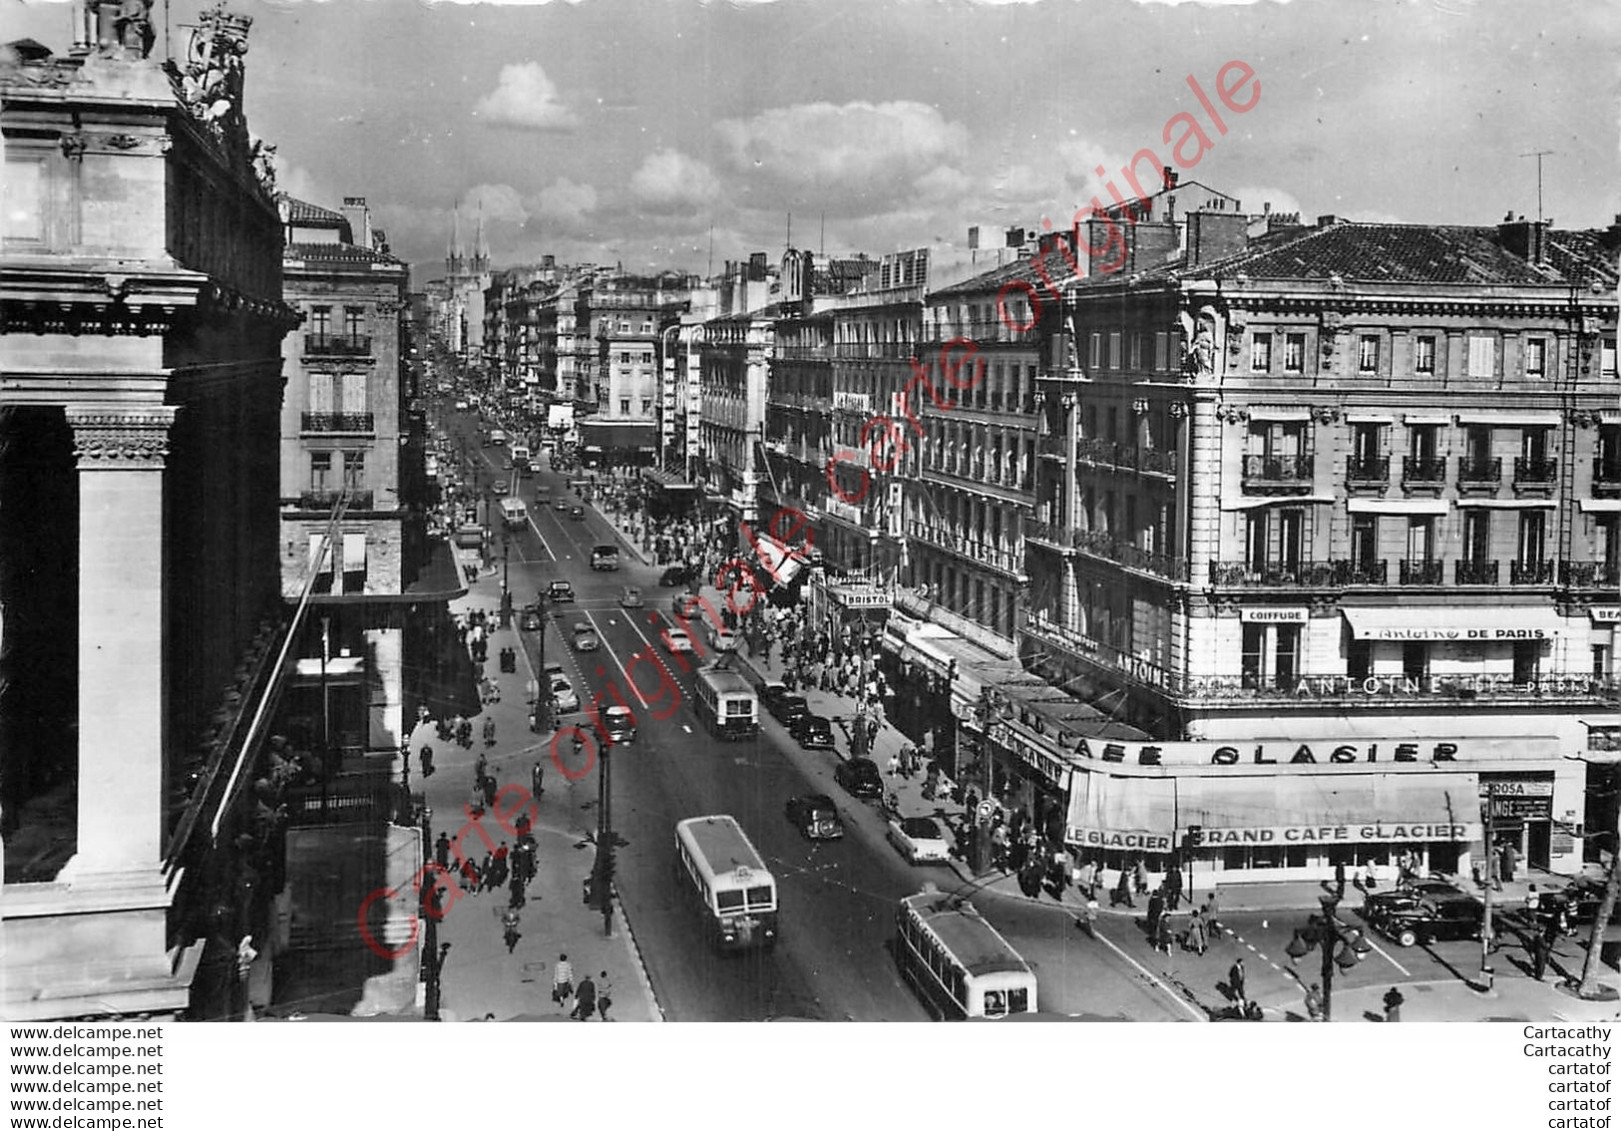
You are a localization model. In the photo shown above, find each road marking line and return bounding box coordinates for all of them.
[683,725,691,733]
[1256,953,1268,962]
[1363,935,1412,978]
[1092,929,1207,1022]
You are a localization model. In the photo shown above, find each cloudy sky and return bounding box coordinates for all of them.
[8,0,1618,285]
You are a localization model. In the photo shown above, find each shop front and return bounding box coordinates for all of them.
[1057,733,1576,884]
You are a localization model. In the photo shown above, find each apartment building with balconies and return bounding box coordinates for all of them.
[574,273,692,464]
[1023,204,1620,885]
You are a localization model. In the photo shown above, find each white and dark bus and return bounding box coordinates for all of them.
[674,815,778,951]
[895,888,1038,1019]
[692,665,758,740]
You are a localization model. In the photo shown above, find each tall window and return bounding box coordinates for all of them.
[1408,424,1438,463]
[1602,339,1617,378]
[1351,514,1379,569]
[1154,332,1169,372]
[1407,517,1435,562]
[310,451,332,493]
[1414,336,1436,374]
[1465,425,1493,464]
[344,307,364,339]
[1241,624,1265,688]
[1403,642,1429,682]
[1108,332,1122,369]
[342,451,365,490]
[310,306,332,337]
[1358,336,1380,373]
[1522,426,1549,464]
[1467,334,1497,379]
[1284,333,1306,372]
[1275,624,1301,684]
[1351,423,1382,472]
[1525,338,1547,378]
[340,373,367,414]
[619,397,630,414]
[1251,333,1272,372]
[1089,333,1102,368]
[1519,511,1547,565]
[1463,510,1491,563]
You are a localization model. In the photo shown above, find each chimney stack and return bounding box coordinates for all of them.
[1187,210,1249,267]
[1497,215,1550,265]
[341,196,372,249]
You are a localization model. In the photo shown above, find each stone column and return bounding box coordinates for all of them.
[66,405,176,876]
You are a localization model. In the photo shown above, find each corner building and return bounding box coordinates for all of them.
[1026,209,1620,885]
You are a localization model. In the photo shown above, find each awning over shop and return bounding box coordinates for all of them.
[751,531,804,584]
[577,420,658,450]
[1067,771,1177,854]
[1341,605,1564,642]
[1176,772,1483,844]
[641,468,698,491]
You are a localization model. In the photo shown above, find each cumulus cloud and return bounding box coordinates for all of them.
[715,100,968,193]
[472,63,577,131]
[533,177,598,224]
[631,149,721,211]
[461,183,530,225]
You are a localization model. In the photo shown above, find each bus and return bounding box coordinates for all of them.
[894,888,1038,1019]
[674,815,778,951]
[692,666,758,740]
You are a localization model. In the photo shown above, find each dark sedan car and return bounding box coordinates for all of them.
[767,690,810,728]
[658,563,699,587]
[785,794,845,840]
[546,580,575,603]
[1367,891,1484,947]
[834,756,884,799]
[792,714,837,751]
[518,604,543,632]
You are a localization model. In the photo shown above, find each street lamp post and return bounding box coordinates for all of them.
[500,531,513,628]
[1285,893,1372,1021]
[592,740,615,937]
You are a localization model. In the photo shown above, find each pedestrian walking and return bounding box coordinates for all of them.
[1334,859,1346,900]
[531,761,544,798]
[1154,912,1174,955]
[1076,859,1096,899]
[1498,842,1518,886]
[482,774,498,809]
[1202,892,1222,938]
[1525,884,1541,918]
[1146,890,1165,941]
[1164,865,1184,911]
[1530,929,1551,982]
[435,831,450,870]
[1112,866,1136,909]
[502,908,521,954]
[571,973,598,1021]
[551,953,575,1006]
[1184,908,1208,956]
[483,715,497,747]
[1133,858,1149,896]
[1303,982,1324,1022]
[1077,896,1099,939]
[888,751,901,777]
[1228,956,1247,1007]
[596,971,615,1021]
[509,871,526,910]
[1381,985,1404,1022]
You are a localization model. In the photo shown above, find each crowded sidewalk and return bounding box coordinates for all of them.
[407,556,662,1022]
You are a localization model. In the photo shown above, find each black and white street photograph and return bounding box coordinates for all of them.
[3,0,1619,1078]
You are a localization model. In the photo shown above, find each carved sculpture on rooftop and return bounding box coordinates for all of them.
[167,5,254,155]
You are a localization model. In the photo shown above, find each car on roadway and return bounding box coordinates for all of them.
[712,626,739,652]
[554,497,572,511]
[491,480,509,495]
[785,794,845,841]
[591,544,621,571]
[619,585,643,608]
[887,815,952,864]
[1366,890,1484,947]
[658,563,699,587]
[454,399,469,410]
[792,714,837,751]
[519,604,543,632]
[550,676,580,714]
[573,623,600,652]
[603,705,637,744]
[834,756,884,799]
[1363,878,1462,917]
[568,505,586,520]
[664,626,694,654]
[542,661,565,682]
[546,580,575,603]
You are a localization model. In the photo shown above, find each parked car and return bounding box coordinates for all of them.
[1366,891,1484,947]
[573,623,600,652]
[550,676,580,714]
[1363,878,1462,917]
[658,563,698,587]
[546,580,574,603]
[767,691,809,728]
[792,714,837,751]
[603,705,636,744]
[542,661,565,682]
[619,586,643,608]
[664,626,694,654]
[785,794,845,840]
[833,757,884,799]
[519,604,543,632]
[887,816,952,864]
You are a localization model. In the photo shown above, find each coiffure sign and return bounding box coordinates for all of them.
[1072,736,1558,768]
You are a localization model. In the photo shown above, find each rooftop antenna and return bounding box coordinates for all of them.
[820,212,825,258]
[707,225,714,277]
[786,212,792,253]
[1520,149,1555,223]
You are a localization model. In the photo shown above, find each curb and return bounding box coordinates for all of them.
[610,896,666,1022]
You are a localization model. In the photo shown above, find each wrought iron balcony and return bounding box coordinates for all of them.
[1594,457,1621,496]
[1455,558,1500,585]
[305,333,372,356]
[1076,437,1121,465]
[1457,456,1502,488]
[1345,455,1389,487]
[1241,453,1314,494]
[1510,559,1555,585]
[1399,559,1442,585]
[301,412,375,433]
[1135,447,1178,476]
[1513,457,1558,489]
[297,489,374,510]
[1209,559,1387,589]
[1401,456,1446,489]
[1559,560,1620,588]
[1343,559,1388,585]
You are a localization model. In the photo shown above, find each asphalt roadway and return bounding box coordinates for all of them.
[444,411,1191,1021]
